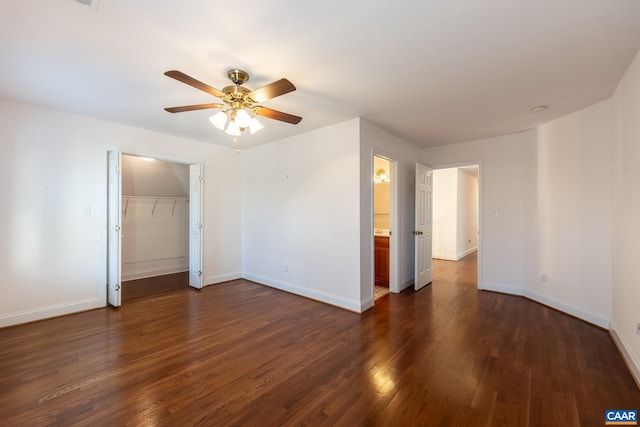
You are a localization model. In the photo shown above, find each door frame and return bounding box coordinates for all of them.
[107,151,122,307]
[106,150,204,305]
[430,160,483,289]
[372,151,399,295]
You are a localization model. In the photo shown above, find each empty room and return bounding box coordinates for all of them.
[1,1,639,425]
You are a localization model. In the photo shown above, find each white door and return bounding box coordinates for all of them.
[414,163,433,291]
[107,151,122,306]
[189,163,203,289]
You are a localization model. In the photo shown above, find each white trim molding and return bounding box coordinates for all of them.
[0,298,102,328]
[243,273,363,313]
[523,289,610,330]
[205,272,242,286]
[480,281,524,296]
[610,319,640,388]
[481,283,610,329]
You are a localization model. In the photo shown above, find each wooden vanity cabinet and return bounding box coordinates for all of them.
[374,236,389,287]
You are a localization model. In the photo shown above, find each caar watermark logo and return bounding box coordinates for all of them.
[605,410,637,425]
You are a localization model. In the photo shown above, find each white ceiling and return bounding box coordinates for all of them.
[1,0,639,149]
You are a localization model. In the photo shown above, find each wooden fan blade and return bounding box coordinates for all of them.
[248,79,296,103]
[164,103,224,113]
[164,70,226,98]
[255,106,302,124]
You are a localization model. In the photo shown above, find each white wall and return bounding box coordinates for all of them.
[422,130,539,295]
[611,48,640,383]
[360,119,421,301]
[0,98,242,327]
[241,118,420,312]
[121,155,190,280]
[458,169,478,257]
[433,168,478,260]
[433,168,458,260]
[241,119,363,311]
[121,197,189,281]
[536,100,613,327]
[122,155,189,197]
[423,102,615,331]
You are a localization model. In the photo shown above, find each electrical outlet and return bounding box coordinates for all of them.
[284,265,288,273]
[637,323,640,335]
[541,273,547,282]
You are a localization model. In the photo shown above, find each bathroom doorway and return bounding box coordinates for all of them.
[373,155,394,302]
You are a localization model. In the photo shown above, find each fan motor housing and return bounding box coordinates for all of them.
[227,69,249,85]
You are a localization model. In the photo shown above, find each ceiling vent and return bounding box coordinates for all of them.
[75,0,100,9]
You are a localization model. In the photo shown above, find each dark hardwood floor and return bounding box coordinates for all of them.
[122,271,190,302]
[0,253,638,426]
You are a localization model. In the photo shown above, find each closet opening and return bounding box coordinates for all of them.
[120,154,191,302]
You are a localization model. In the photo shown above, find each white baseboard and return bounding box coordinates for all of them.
[480,283,609,329]
[433,255,457,261]
[610,319,640,389]
[360,296,374,312]
[434,247,478,262]
[523,289,610,329]
[204,272,242,286]
[0,298,102,328]
[242,273,363,313]
[122,264,188,281]
[480,281,524,296]
[457,247,478,260]
[395,278,414,293]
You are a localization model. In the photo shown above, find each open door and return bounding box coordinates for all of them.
[414,163,433,291]
[189,163,203,289]
[107,151,122,306]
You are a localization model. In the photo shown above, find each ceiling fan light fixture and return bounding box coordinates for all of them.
[225,120,242,136]
[374,168,389,184]
[209,111,228,130]
[249,117,264,134]
[234,108,252,128]
[164,68,302,143]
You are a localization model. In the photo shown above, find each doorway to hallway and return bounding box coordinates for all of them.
[431,164,481,289]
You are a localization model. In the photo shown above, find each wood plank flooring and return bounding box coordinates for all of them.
[1,253,638,426]
[122,271,190,302]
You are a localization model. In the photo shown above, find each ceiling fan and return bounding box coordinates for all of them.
[164,69,302,136]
